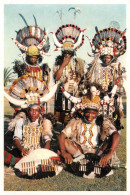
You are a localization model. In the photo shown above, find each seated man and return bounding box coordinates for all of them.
[13,104,52,157]
[58,100,120,169]
[4,105,53,166]
[4,75,57,167]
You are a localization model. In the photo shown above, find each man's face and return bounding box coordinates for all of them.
[84,109,98,123]
[64,53,72,59]
[28,106,40,122]
[102,55,112,65]
[29,56,38,65]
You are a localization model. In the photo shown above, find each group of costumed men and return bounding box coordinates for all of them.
[4,14,126,179]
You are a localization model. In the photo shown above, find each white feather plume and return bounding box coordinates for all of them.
[8,112,26,131]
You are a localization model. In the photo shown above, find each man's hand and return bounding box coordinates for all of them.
[54,55,72,80]
[99,152,112,168]
[62,55,72,67]
[21,148,29,156]
[61,151,73,164]
[99,132,120,168]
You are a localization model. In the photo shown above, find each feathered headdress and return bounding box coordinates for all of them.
[12,14,50,58]
[51,24,86,52]
[61,80,121,117]
[87,26,126,58]
[70,95,101,116]
[4,75,59,109]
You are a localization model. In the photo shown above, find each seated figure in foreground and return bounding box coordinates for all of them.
[4,75,58,167]
[58,95,120,173]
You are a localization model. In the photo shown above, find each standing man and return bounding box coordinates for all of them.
[52,24,87,124]
[85,25,126,130]
[10,14,52,115]
[12,14,50,86]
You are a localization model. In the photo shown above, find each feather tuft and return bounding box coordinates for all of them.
[8,112,26,131]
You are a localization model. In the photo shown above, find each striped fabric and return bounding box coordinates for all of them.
[4,150,21,167]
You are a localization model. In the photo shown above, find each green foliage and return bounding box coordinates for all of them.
[4,67,15,87]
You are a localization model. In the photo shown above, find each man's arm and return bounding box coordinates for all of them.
[58,132,73,164]
[13,118,29,156]
[54,56,72,80]
[14,137,29,156]
[44,140,50,149]
[99,132,120,168]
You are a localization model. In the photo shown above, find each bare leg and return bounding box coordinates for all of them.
[65,139,82,157]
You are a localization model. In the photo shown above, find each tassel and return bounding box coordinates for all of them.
[4,150,21,167]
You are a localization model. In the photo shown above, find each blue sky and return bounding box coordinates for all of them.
[4,4,126,77]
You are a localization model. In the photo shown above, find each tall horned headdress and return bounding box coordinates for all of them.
[86,23,126,59]
[51,24,86,52]
[12,14,50,58]
[4,75,59,109]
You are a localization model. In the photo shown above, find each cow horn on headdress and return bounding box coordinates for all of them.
[4,91,26,107]
[12,14,50,58]
[100,78,121,105]
[73,29,87,49]
[50,32,63,48]
[4,75,60,109]
[85,35,96,55]
[51,24,86,52]
[60,87,81,104]
[12,38,28,53]
[39,51,51,56]
[40,81,60,102]
[12,35,48,56]
[87,22,126,59]
[61,79,120,106]
[64,79,121,117]
[37,33,48,50]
